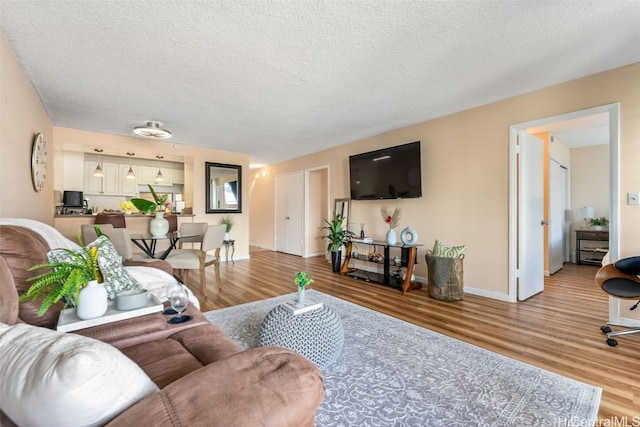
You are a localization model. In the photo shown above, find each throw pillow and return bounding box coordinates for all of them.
[0,322,158,427]
[432,239,466,259]
[48,235,142,300]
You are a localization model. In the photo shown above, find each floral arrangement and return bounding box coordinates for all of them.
[380,207,401,229]
[120,201,135,212]
[131,185,170,214]
[294,271,314,291]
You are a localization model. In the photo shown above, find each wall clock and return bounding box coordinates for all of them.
[31,133,47,192]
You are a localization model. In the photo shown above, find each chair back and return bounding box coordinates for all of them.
[165,214,178,232]
[81,224,133,260]
[95,213,127,228]
[179,222,208,243]
[81,224,115,245]
[201,224,226,252]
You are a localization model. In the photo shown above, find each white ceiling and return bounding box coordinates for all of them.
[1,1,639,167]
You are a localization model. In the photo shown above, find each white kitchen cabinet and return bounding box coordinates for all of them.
[172,169,185,184]
[139,166,173,186]
[119,164,138,196]
[84,161,118,195]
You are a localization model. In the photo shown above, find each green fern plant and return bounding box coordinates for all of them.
[20,244,103,316]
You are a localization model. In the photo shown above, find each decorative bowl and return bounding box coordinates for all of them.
[115,289,148,311]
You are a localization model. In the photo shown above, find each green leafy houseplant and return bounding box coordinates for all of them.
[320,212,355,273]
[219,215,234,233]
[320,212,355,253]
[130,184,169,214]
[294,271,314,291]
[20,243,104,316]
[589,216,609,227]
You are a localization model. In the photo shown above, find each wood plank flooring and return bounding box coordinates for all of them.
[183,249,640,422]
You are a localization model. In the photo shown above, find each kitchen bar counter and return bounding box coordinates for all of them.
[54,214,195,253]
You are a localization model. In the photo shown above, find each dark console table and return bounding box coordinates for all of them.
[340,239,422,294]
[575,230,609,265]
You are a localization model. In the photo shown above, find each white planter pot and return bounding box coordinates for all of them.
[150,212,169,236]
[76,280,108,320]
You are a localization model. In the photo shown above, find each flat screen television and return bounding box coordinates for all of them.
[349,141,422,200]
[62,191,84,207]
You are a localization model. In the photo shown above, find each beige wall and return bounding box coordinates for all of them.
[0,33,54,223]
[250,62,640,298]
[569,145,610,255]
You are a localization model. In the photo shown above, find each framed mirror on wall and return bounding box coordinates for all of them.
[334,198,350,231]
[205,162,242,213]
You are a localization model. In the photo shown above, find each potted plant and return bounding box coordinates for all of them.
[589,216,609,231]
[294,271,314,306]
[20,242,105,317]
[131,185,170,236]
[219,215,234,240]
[320,212,355,272]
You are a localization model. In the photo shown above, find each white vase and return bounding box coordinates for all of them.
[224,232,231,241]
[386,228,397,245]
[150,212,169,236]
[77,280,108,320]
[297,288,306,307]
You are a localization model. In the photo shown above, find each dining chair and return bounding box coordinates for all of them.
[165,214,178,232]
[81,224,149,262]
[177,222,208,249]
[164,224,226,297]
[94,213,127,228]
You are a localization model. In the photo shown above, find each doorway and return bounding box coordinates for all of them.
[508,103,620,302]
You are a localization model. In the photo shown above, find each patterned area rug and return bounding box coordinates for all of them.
[204,290,601,426]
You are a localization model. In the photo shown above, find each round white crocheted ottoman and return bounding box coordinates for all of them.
[259,303,344,370]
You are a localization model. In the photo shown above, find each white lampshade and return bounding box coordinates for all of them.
[577,207,594,220]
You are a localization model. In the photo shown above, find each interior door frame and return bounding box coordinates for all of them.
[508,103,620,303]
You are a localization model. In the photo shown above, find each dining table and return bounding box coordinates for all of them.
[129,231,200,260]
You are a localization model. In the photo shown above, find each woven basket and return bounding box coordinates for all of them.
[426,252,464,301]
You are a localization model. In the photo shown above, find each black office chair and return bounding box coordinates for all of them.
[596,256,640,346]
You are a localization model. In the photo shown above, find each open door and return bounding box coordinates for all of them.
[518,131,545,300]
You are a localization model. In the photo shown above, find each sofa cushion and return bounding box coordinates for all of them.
[0,322,159,427]
[48,235,142,300]
[0,225,62,328]
[0,256,19,325]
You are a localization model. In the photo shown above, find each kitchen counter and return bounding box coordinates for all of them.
[54,214,196,245]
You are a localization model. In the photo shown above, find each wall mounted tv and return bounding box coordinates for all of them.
[349,141,422,200]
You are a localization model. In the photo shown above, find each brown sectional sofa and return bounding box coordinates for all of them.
[0,224,325,426]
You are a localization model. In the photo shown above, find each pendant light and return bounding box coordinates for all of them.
[155,155,164,182]
[126,152,136,179]
[93,149,104,177]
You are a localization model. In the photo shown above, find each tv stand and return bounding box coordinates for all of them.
[340,239,422,294]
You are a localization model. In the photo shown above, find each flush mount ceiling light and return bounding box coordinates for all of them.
[133,121,172,139]
[93,148,104,177]
[155,155,164,182]
[126,152,136,179]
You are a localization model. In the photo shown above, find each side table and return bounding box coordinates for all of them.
[259,304,344,370]
[223,240,235,264]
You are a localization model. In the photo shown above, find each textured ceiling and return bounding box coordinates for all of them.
[1,1,639,167]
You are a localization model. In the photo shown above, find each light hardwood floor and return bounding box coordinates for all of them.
[182,250,640,422]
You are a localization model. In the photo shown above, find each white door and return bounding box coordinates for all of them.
[275,172,303,256]
[548,159,568,274]
[518,131,545,300]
